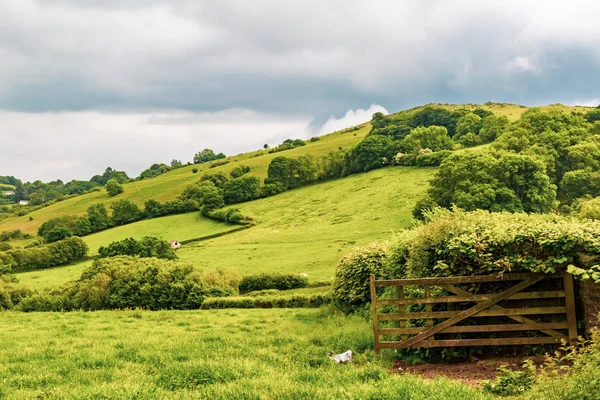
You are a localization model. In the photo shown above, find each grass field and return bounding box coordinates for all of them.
[0,308,491,400]
[16,166,435,289]
[0,125,371,236]
[83,213,237,254]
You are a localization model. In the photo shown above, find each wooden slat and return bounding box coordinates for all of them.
[376,291,566,306]
[374,273,562,287]
[424,285,433,341]
[563,272,578,345]
[380,322,569,336]
[378,306,567,321]
[440,284,565,338]
[369,275,380,354]
[394,277,544,349]
[397,285,407,341]
[380,336,565,348]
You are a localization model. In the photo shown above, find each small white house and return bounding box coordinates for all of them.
[18,200,29,205]
[3,190,15,196]
[169,240,181,249]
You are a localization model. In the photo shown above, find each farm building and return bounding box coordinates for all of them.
[18,200,29,205]
[169,240,181,249]
[3,190,15,196]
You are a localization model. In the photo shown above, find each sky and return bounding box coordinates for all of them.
[1,0,599,182]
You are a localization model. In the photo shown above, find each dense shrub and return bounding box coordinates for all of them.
[200,293,330,309]
[98,237,177,260]
[66,257,209,310]
[45,227,73,243]
[0,229,32,242]
[223,176,260,204]
[0,276,33,310]
[106,179,124,196]
[577,197,600,220]
[415,150,452,166]
[332,242,390,310]
[200,172,230,188]
[6,237,88,273]
[239,273,308,294]
[207,207,245,224]
[0,252,15,274]
[38,215,79,238]
[393,208,600,279]
[111,200,142,225]
[229,165,250,179]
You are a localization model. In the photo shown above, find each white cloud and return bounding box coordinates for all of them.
[506,56,537,72]
[0,109,313,182]
[572,99,600,107]
[319,104,388,134]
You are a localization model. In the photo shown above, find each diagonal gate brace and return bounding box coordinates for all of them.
[440,284,567,338]
[394,277,544,349]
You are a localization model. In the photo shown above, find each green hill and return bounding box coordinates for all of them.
[16,165,435,288]
[0,125,370,236]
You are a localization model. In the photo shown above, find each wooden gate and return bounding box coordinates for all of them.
[369,272,578,353]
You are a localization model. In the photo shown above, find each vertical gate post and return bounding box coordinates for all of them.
[563,272,578,345]
[369,274,380,354]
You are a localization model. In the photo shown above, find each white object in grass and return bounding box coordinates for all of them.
[329,350,352,363]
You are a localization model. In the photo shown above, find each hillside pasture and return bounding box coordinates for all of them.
[0,125,370,236]
[0,309,491,400]
[14,166,435,289]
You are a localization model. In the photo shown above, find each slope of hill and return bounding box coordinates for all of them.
[15,165,435,288]
[0,125,370,236]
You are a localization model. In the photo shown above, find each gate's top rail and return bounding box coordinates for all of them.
[373,272,564,287]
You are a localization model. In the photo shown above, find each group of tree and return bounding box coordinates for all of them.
[266,138,307,154]
[414,107,600,217]
[193,149,226,164]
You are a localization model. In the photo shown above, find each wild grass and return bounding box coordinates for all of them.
[0,308,492,399]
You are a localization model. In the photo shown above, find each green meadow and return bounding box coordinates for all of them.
[15,166,435,288]
[0,308,491,400]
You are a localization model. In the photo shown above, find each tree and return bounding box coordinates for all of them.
[106,179,123,197]
[455,113,482,139]
[223,176,261,204]
[193,149,226,164]
[14,181,26,202]
[28,190,46,206]
[170,159,183,168]
[586,108,600,123]
[342,135,393,175]
[45,227,72,243]
[263,144,269,149]
[479,115,509,143]
[144,199,165,218]
[111,200,142,225]
[86,204,111,232]
[265,156,292,191]
[404,126,454,152]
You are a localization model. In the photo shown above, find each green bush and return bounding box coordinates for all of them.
[395,208,600,279]
[106,179,124,196]
[239,273,308,293]
[0,242,12,251]
[524,329,600,399]
[7,237,88,273]
[38,216,78,238]
[45,227,73,243]
[482,360,536,396]
[415,150,452,166]
[200,293,331,309]
[577,197,600,220]
[64,257,209,310]
[0,229,32,242]
[0,276,32,310]
[98,236,177,260]
[332,242,390,310]
[207,207,245,224]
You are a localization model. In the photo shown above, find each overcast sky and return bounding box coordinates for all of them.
[1,0,599,182]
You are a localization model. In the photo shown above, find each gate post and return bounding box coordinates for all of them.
[563,272,578,345]
[369,274,380,354]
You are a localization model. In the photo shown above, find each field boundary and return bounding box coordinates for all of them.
[179,223,254,245]
[370,272,578,353]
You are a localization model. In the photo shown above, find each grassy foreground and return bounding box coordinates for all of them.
[0,309,491,400]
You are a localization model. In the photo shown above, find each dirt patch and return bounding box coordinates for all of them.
[393,356,546,387]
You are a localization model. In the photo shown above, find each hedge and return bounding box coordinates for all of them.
[4,237,88,273]
[239,273,308,293]
[200,293,331,309]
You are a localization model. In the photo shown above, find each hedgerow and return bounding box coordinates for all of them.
[3,237,88,273]
[200,293,331,309]
[97,236,177,260]
[239,273,308,293]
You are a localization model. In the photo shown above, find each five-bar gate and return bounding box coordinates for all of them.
[369,272,578,353]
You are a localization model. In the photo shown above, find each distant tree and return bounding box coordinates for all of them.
[38,215,79,239]
[265,156,292,191]
[86,204,111,232]
[28,190,46,206]
[200,172,230,188]
[45,227,73,243]
[111,200,142,225]
[404,126,454,152]
[479,115,509,143]
[193,149,226,164]
[144,199,165,218]
[455,113,482,139]
[223,176,261,204]
[106,179,124,197]
[230,165,250,179]
[90,167,129,185]
[170,159,183,168]
[587,108,600,123]
[263,144,269,149]
[14,181,26,202]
